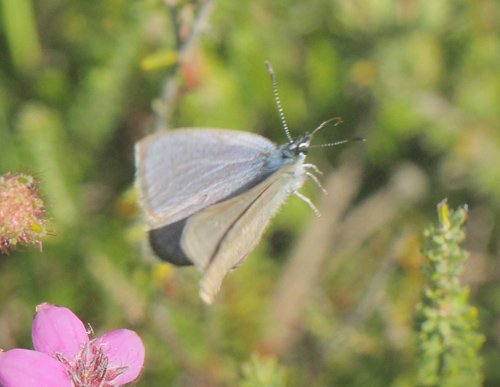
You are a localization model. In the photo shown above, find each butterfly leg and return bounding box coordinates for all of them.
[305,172,327,193]
[294,191,321,217]
[303,163,323,175]
[303,164,326,193]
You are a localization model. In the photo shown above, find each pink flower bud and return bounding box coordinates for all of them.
[0,173,50,253]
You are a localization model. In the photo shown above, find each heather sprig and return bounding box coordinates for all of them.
[416,200,484,386]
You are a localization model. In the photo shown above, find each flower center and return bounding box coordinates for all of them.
[55,340,128,387]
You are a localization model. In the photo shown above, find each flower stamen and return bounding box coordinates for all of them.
[55,340,128,387]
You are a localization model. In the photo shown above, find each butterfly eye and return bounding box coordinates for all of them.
[299,146,309,155]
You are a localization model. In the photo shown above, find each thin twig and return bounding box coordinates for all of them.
[179,0,218,60]
[164,2,182,50]
[154,0,219,132]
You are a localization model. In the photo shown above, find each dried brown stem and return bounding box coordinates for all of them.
[262,161,429,356]
[261,154,363,354]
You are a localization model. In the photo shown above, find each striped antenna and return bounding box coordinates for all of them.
[265,61,292,143]
[309,137,365,148]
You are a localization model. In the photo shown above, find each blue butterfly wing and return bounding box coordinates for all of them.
[135,128,277,228]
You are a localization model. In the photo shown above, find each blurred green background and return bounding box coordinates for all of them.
[1,0,499,385]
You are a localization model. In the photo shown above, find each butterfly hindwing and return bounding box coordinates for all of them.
[181,164,298,304]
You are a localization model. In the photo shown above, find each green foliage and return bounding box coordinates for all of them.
[240,354,287,387]
[1,0,41,73]
[0,0,499,385]
[416,200,484,386]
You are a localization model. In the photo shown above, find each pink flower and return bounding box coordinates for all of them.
[0,303,145,387]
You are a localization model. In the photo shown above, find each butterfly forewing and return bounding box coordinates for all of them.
[135,128,277,228]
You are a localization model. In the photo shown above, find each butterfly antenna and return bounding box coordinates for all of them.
[309,117,365,148]
[311,117,343,136]
[310,137,365,148]
[265,61,293,143]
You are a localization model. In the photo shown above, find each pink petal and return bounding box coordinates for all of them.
[0,349,72,387]
[32,303,89,359]
[94,329,145,385]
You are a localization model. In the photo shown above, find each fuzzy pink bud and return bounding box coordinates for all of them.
[0,172,49,253]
